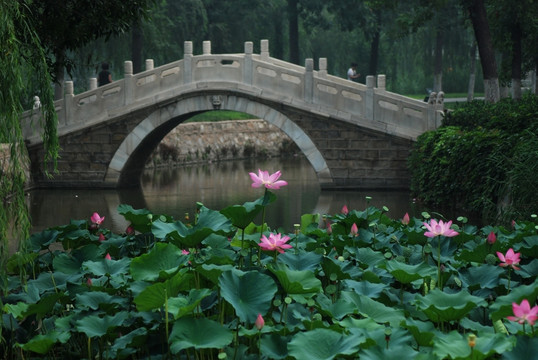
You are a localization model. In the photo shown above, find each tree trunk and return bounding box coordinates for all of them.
[132,23,143,74]
[54,51,65,100]
[368,10,381,77]
[467,43,477,101]
[287,0,299,65]
[273,7,285,60]
[510,22,522,100]
[433,27,443,93]
[466,0,500,102]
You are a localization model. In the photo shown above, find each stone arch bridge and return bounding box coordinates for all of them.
[22,40,444,190]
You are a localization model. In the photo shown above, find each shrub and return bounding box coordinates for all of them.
[409,94,538,224]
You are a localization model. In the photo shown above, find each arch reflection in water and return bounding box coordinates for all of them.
[29,157,415,235]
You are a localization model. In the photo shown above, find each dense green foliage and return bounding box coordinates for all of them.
[0,0,59,262]
[1,198,537,359]
[409,94,538,223]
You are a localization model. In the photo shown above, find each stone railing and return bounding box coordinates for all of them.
[21,40,444,144]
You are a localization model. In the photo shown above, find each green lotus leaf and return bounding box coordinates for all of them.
[300,213,320,233]
[402,318,436,347]
[489,277,538,322]
[433,330,515,360]
[27,229,60,251]
[169,317,233,353]
[25,271,81,295]
[279,251,323,271]
[414,289,486,322]
[502,336,538,360]
[109,328,148,359]
[152,206,232,247]
[134,270,189,311]
[342,279,387,298]
[219,269,277,323]
[520,258,538,279]
[130,242,188,281]
[355,247,385,268]
[268,263,322,295]
[315,293,356,320]
[4,302,29,320]
[321,256,360,281]
[383,260,437,284]
[75,311,129,338]
[458,264,503,290]
[24,292,67,318]
[168,288,212,319]
[82,257,130,277]
[338,317,384,332]
[19,331,70,354]
[288,328,361,360]
[340,291,405,325]
[220,192,275,229]
[117,204,155,233]
[196,264,235,285]
[53,244,100,274]
[75,291,127,311]
[457,242,490,263]
[359,344,420,360]
[513,235,538,258]
[260,333,290,360]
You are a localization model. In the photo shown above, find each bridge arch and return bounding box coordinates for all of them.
[105,93,333,187]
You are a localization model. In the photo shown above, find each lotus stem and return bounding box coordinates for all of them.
[437,236,442,290]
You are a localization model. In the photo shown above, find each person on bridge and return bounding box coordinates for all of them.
[98,62,112,86]
[347,63,360,82]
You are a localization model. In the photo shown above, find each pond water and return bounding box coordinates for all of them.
[28,156,419,235]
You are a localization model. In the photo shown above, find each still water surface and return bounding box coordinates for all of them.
[28,157,418,234]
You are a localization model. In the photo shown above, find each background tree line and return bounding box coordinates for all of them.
[63,0,537,102]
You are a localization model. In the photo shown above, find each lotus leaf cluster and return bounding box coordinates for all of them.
[1,190,537,359]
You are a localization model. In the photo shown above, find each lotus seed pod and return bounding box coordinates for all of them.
[485,253,497,265]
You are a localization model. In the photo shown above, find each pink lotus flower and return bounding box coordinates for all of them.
[350,223,358,237]
[507,299,538,326]
[126,225,135,236]
[258,233,292,254]
[105,253,112,260]
[181,249,190,255]
[341,205,349,215]
[255,313,265,330]
[91,212,105,225]
[249,169,288,190]
[326,222,332,235]
[98,233,106,242]
[487,231,496,245]
[402,212,410,225]
[86,278,93,286]
[497,248,521,270]
[423,219,459,238]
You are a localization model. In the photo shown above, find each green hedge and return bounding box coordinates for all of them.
[408,94,538,224]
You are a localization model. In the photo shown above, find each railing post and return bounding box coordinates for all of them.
[63,81,74,127]
[203,40,211,55]
[260,39,269,61]
[89,78,97,90]
[365,75,375,121]
[184,41,193,84]
[243,41,253,86]
[304,58,314,103]
[318,58,327,78]
[145,59,154,71]
[377,74,386,90]
[124,60,134,105]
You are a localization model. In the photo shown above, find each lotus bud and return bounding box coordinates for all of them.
[255,313,264,330]
[487,231,496,245]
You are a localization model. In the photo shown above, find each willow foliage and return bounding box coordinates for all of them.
[0,1,59,270]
